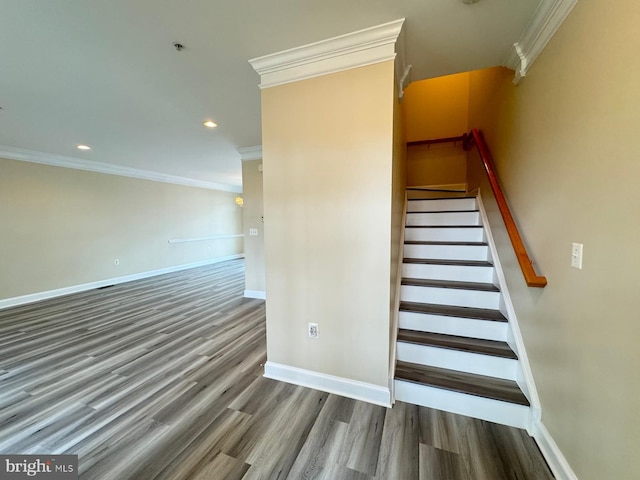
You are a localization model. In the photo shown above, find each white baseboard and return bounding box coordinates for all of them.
[244,289,266,300]
[0,254,244,311]
[533,421,579,480]
[264,361,391,407]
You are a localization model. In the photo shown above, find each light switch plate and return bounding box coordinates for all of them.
[571,243,583,269]
[249,228,258,236]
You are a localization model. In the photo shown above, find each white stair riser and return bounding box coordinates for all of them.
[396,342,517,380]
[398,311,508,342]
[406,211,479,226]
[403,244,488,261]
[394,380,530,430]
[405,227,484,243]
[400,285,500,310]
[407,198,477,212]
[402,263,494,283]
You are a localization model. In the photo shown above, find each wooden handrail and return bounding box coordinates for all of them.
[464,129,547,288]
[407,135,466,147]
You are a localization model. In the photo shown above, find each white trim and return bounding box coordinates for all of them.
[264,361,391,407]
[397,64,412,99]
[0,145,241,193]
[476,192,542,433]
[504,0,578,83]
[394,23,411,99]
[0,254,244,311]
[244,290,266,300]
[533,421,579,480]
[249,19,405,89]
[168,234,244,244]
[237,146,263,161]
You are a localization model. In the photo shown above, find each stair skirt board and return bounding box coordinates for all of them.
[404,226,484,243]
[402,263,494,283]
[407,198,477,212]
[406,211,480,226]
[398,311,508,342]
[394,379,530,430]
[403,244,488,261]
[396,342,517,380]
[400,285,500,310]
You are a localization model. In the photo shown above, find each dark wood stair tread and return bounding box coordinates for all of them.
[407,196,476,200]
[404,240,487,247]
[401,278,499,292]
[397,329,517,359]
[404,240,487,246]
[400,301,507,322]
[395,361,529,406]
[405,225,483,229]
[403,258,493,267]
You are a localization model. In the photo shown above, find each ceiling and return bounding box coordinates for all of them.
[0,0,541,190]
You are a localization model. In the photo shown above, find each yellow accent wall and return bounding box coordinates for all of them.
[403,72,470,186]
[261,61,399,387]
[0,158,243,300]
[403,72,469,142]
[406,144,467,188]
[467,2,640,479]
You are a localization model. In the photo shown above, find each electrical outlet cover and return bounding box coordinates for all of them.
[308,323,319,338]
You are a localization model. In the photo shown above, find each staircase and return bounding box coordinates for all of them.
[394,195,532,429]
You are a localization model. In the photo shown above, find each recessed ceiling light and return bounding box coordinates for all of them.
[76,144,91,150]
[203,121,218,128]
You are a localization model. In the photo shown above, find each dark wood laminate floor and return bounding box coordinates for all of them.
[0,259,554,480]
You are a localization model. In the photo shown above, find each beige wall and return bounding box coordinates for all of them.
[261,61,396,387]
[0,158,243,300]
[468,66,511,133]
[467,2,640,479]
[241,159,265,293]
[403,72,469,142]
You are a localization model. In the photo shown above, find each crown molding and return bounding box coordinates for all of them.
[0,145,241,192]
[249,18,405,89]
[504,0,578,84]
[237,146,263,161]
[394,23,412,99]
